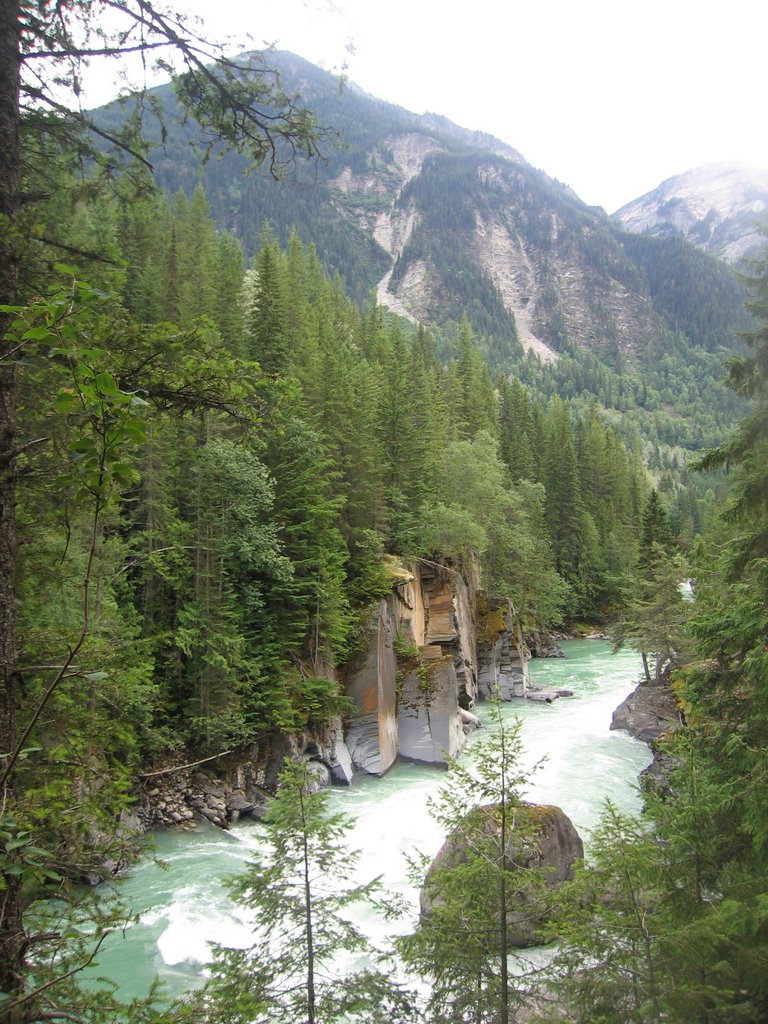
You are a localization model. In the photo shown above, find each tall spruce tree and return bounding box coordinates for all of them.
[542,397,583,586]
[547,236,768,1024]
[204,759,414,1024]
[612,489,685,684]
[0,4,325,1012]
[399,706,549,1024]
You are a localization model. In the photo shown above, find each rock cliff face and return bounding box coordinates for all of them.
[610,678,681,796]
[610,679,679,745]
[344,560,531,776]
[348,144,663,362]
[344,595,401,775]
[614,162,768,264]
[138,560,536,828]
[477,596,532,700]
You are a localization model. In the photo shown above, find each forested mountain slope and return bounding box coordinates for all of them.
[98,52,749,363]
[93,51,751,500]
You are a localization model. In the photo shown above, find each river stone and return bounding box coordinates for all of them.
[301,759,332,793]
[346,713,388,775]
[460,707,481,734]
[420,801,583,947]
[527,631,566,658]
[610,679,679,743]
[640,744,678,797]
[313,716,355,785]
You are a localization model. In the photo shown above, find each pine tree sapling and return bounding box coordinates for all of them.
[399,704,581,1024]
[205,759,413,1024]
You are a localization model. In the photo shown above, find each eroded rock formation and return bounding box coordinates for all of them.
[344,559,531,775]
[610,679,680,744]
[139,559,538,826]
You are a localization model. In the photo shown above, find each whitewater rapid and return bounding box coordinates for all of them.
[84,640,650,1001]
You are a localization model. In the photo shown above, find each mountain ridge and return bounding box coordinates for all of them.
[98,51,750,390]
[614,162,768,263]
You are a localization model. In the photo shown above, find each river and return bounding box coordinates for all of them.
[85,640,650,1001]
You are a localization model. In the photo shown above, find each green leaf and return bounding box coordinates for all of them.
[53,261,80,277]
[54,390,81,413]
[122,420,147,443]
[68,437,97,455]
[94,372,120,396]
[21,326,54,341]
[79,347,107,362]
[23,846,53,858]
[5,838,30,852]
[16,747,42,761]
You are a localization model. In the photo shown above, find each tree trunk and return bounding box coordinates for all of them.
[300,789,316,1024]
[0,0,25,1013]
[498,746,510,1023]
[640,650,651,685]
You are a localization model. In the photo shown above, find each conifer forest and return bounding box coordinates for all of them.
[1,3,768,1022]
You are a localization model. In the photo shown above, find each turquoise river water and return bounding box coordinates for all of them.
[84,640,650,1001]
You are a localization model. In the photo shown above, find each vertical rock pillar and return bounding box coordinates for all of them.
[344,597,400,775]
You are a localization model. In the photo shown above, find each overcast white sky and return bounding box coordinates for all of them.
[99,0,768,212]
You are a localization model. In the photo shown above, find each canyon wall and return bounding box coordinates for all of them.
[343,559,532,776]
[137,559,535,832]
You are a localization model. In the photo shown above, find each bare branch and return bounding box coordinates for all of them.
[139,750,234,778]
[0,931,108,1014]
[23,40,170,61]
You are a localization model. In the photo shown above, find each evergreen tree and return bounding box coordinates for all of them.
[638,489,675,574]
[612,489,685,683]
[548,803,673,1024]
[258,401,353,679]
[542,397,583,586]
[551,236,768,1024]
[246,227,291,375]
[452,315,497,441]
[176,186,220,326]
[204,759,414,1024]
[498,375,536,484]
[399,706,549,1024]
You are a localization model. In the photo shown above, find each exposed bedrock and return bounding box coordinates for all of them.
[344,560,533,775]
[610,678,680,745]
[138,561,539,826]
[611,676,682,795]
[397,652,464,765]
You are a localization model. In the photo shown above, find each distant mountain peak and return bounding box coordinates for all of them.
[614,163,768,263]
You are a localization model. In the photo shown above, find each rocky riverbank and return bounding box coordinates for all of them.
[610,676,681,792]
[610,678,680,743]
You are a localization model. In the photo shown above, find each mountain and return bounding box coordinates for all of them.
[101,52,747,374]
[94,50,752,469]
[614,163,768,264]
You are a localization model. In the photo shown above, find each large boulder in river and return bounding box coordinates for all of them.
[421,801,583,947]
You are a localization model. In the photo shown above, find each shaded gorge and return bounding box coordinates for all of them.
[84,640,650,1001]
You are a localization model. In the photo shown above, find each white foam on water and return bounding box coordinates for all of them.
[154,885,255,966]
